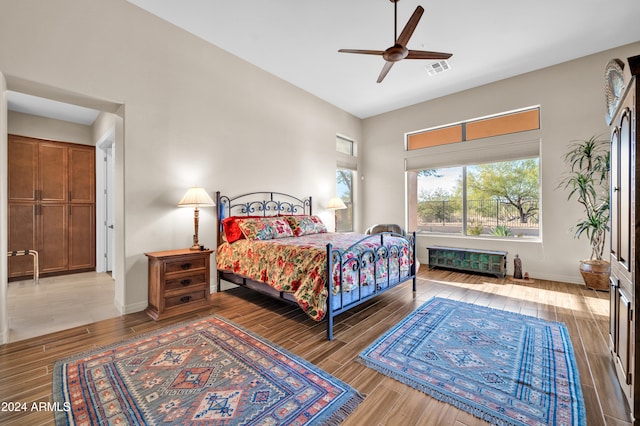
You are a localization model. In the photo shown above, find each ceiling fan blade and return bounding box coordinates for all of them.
[406,50,453,60]
[377,61,394,83]
[396,5,424,47]
[338,49,385,56]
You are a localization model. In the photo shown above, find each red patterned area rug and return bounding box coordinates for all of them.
[359,297,586,426]
[53,316,363,425]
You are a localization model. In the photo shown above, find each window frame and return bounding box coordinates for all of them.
[336,134,357,233]
[336,167,355,232]
[412,156,541,239]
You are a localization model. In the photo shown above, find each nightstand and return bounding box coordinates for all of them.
[144,248,213,320]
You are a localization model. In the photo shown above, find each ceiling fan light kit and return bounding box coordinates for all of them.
[338,0,452,83]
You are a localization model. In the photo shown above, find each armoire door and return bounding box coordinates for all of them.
[608,59,639,419]
[611,271,634,402]
[8,137,37,203]
[39,142,67,203]
[38,142,69,274]
[8,204,36,277]
[69,204,95,270]
[39,204,68,274]
[8,136,38,278]
[609,83,636,408]
[69,146,95,203]
[68,145,96,271]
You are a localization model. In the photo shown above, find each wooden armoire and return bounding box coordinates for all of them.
[8,135,96,279]
[609,54,640,420]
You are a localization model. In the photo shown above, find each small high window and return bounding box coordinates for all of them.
[336,135,354,156]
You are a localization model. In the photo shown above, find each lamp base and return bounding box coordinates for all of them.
[189,244,201,251]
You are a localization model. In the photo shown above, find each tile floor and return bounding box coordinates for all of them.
[6,272,120,342]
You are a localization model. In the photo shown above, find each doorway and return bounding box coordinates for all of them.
[2,84,124,344]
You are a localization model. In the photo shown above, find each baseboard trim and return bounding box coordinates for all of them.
[116,300,147,315]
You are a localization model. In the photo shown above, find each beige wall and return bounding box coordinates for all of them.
[0,73,7,343]
[361,42,640,283]
[0,0,362,330]
[8,111,93,144]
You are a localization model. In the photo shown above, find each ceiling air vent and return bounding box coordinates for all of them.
[426,60,451,76]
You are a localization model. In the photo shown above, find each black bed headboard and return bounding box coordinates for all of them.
[216,191,312,245]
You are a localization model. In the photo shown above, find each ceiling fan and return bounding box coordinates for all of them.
[338,0,452,83]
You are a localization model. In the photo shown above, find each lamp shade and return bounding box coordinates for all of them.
[326,197,347,210]
[178,187,215,207]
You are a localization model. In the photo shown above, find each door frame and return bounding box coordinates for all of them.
[96,127,115,276]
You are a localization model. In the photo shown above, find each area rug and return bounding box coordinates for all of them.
[359,297,586,426]
[53,316,363,425]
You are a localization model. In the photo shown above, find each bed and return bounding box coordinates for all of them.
[215,191,417,340]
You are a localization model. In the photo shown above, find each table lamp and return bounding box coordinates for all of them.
[326,197,347,231]
[178,187,215,250]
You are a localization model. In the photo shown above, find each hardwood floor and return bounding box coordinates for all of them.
[0,267,632,425]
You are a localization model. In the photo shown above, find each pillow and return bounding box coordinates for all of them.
[284,215,327,237]
[221,215,262,243]
[238,217,294,241]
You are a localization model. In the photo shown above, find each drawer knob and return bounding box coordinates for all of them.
[180,279,192,286]
[180,295,192,303]
[180,263,192,270]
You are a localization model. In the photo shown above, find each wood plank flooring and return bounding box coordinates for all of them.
[0,267,632,425]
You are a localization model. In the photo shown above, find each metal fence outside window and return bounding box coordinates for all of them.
[418,198,539,235]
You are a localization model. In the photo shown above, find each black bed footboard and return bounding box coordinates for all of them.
[325,231,417,340]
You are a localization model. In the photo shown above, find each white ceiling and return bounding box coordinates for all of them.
[127,0,640,118]
[8,1,640,123]
[7,91,100,126]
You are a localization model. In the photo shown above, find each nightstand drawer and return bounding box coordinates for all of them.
[165,289,207,308]
[165,273,207,291]
[164,256,207,273]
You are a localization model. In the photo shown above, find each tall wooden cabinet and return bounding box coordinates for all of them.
[609,55,640,419]
[8,135,96,279]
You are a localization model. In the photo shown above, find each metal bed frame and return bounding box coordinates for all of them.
[215,191,417,340]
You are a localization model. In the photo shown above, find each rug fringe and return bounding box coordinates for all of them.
[357,358,523,426]
[318,393,366,426]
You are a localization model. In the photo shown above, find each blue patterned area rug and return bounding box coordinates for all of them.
[359,297,586,426]
[53,316,363,425]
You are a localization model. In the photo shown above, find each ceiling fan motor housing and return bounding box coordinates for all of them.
[384,45,409,62]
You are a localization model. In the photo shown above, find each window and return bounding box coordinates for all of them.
[407,107,541,238]
[416,158,539,237]
[336,135,356,232]
[336,168,354,232]
[407,107,540,151]
[336,135,354,155]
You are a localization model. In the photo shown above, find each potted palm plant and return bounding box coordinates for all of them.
[558,136,610,290]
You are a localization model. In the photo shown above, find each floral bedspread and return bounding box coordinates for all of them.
[216,232,413,321]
